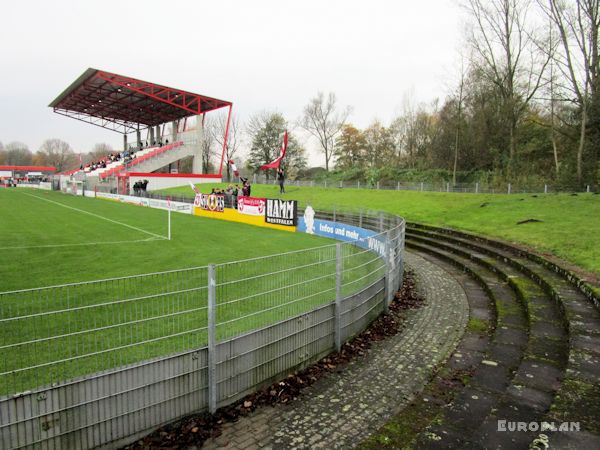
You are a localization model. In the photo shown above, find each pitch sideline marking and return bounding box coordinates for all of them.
[0,237,162,251]
[20,191,167,241]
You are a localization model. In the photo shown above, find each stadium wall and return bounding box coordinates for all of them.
[193,206,294,232]
[0,201,405,450]
[127,172,221,194]
[92,191,194,214]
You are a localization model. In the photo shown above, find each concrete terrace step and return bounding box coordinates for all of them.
[405,224,600,448]
[404,241,559,448]
[406,226,600,373]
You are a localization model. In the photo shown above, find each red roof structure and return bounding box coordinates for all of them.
[49,68,232,134]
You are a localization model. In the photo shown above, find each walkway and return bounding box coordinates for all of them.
[202,252,469,449]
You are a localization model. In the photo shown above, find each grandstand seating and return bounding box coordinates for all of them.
[99,142,184,179]
[59,142,185,179]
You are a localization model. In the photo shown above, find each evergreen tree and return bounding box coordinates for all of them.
[247,113,307,180]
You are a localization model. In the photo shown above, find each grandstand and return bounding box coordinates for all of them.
[50,68,233,193]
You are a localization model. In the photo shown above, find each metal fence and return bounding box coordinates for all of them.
[58,172,599,198]
[253,175,599,195]
[0,208,404,450]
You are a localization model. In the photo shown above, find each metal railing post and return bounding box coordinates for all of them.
[208,264,217,414]
[475,182,479,193]
[335,243,342,352]
[384,230,391,314]
[357,180,360,189]
[508,183,511,194]
[587,185,590,193]
[377,181,380,190]
[399,221,405,284]
[544,184,548,194]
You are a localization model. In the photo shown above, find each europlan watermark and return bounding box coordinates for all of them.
[497,420,580,432]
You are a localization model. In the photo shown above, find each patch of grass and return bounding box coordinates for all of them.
[510,276,540,298]
[162,183,600,278]
[467,317,490,335]
[360,400,441,450]
[549,378,600,434]
[494,296,524,319]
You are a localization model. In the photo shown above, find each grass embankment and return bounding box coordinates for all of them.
[163,183,600,280]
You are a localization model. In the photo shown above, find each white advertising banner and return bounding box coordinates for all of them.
[94,191,193,214]
[237,196,266,216]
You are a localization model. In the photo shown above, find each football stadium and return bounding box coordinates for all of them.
[0,69,405,449]
[2,63,599,450]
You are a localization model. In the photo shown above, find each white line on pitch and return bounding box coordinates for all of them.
[0,237,163,251]
[20,192,167,240]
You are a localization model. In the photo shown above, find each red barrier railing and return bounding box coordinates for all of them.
[99,142,184,179]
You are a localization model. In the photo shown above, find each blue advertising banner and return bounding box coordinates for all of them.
[297,206,387,257]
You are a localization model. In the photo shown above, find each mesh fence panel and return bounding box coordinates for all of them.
[0,208,405,399]
[215,245,338,341]
[0,267,209,396]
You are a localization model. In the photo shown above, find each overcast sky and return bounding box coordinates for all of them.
[0,0,463,165]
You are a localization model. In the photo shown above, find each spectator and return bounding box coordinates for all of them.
[232,184,239,208]
[277,168,285,194]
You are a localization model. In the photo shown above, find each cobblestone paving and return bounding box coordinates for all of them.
[202,252,469,450]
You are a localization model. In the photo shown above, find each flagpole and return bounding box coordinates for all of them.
[167,196,172,241]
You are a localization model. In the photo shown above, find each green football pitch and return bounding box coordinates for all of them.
[0,188,384,395]
[0,188,335,291]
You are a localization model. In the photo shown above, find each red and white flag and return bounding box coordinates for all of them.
[260,130,288,170]
[229,160,240,177]
[189,182,201,194]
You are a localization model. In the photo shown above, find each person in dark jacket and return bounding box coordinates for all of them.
[277,168,285,194]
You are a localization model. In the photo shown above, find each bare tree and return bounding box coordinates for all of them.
[453,59,468,185]
[390,95,438,169]
[200,116,217,173]
[37,139,75,172]
[91,143,113,157]
[465,0,551,177]
[211,113,242,182]
[82,143,115,166]
[539,0,599,183]
[5,142,33,165]
[300,92,351,171]
[390,94,418,167]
